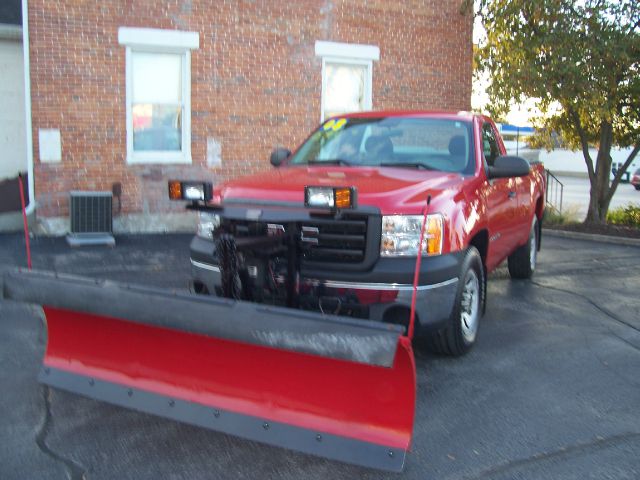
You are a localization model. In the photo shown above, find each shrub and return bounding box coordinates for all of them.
[543,204,581,225]
[606,204,640,228]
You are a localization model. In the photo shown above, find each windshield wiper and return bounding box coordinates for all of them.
[380,162,433,170]
[307,159,353,166]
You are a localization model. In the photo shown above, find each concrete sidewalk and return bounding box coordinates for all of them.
[1,233,639,479]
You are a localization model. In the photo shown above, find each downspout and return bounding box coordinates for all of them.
[21,0,35,214]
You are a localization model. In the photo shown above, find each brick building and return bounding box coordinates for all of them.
[26,1,472,234]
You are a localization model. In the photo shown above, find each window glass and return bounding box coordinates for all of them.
[131,52,182,152]
[323,63,367,120]
[291,117,473,174]
[482,123,499,166]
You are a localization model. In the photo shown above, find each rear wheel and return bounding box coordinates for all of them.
[634,184,640,191]
[508,218,538,279]
[426,247,484,356]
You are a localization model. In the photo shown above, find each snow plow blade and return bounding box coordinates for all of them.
[3,269,416,471]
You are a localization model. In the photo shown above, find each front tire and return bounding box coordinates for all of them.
[508,218,538,279]
[426,247,485,356]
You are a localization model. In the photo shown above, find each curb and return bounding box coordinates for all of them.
[543,228,640,247]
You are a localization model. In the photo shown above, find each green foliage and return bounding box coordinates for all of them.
[477,1,639,145]
[543,208,568,226]
[475,0,640,222]
[526,126,562,151]
[543,204,581,225]
[606,204,640,227]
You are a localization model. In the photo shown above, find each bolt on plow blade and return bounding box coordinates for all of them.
[4,270,416,471]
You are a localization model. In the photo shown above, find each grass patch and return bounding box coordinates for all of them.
[543,204,581,226]
[606,204,640,228]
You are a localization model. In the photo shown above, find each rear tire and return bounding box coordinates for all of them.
[508,218,538,280]
[634,185,640,191]
[426,247,484,356]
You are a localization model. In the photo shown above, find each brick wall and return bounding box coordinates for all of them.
[29,0,472,224]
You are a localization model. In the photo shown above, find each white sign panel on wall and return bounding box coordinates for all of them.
[39,129,62,163]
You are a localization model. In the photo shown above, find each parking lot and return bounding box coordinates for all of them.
[1,232,639,479]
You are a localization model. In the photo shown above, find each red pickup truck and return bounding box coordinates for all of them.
[183,111,546,355]
[4,111,546,471]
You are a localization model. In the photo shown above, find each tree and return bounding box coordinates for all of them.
[473,0,640,223]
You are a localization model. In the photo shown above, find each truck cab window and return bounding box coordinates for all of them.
[482,123,499,166]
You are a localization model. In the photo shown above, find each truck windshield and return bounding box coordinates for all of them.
[289,117,474,174]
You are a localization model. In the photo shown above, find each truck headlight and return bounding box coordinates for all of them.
[380,214,443,256]
[197,212,220,240]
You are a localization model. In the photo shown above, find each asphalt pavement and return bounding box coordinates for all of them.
[1,233,639,479]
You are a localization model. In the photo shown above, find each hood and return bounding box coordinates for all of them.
[216,166,467,214]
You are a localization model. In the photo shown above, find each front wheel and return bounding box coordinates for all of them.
[426,247,485,356]
[508,218,538,279]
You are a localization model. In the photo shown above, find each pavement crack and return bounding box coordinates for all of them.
[533,281,640,387]
[531,280,640,336]
[36,385,88,480]
[460,432,640,480]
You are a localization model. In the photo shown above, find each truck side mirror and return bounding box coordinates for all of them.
[487,155,530,179]
[270,147,291,167]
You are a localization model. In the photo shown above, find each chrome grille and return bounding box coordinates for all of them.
[299,217,367,264]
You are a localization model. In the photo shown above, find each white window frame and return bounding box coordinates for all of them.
[118,27,199,164]
[315,41,380,122]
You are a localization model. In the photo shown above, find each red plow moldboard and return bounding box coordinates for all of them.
[3,269,416,471]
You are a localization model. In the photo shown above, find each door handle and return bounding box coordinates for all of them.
[508,191,516,199]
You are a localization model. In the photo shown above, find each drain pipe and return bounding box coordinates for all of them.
[21,0,35,215]
[19,173,32,269]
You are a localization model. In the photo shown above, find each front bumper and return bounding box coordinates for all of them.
[190,235,461,332]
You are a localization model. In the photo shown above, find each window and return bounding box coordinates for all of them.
[323,62,367,120]
[315,41,379,122]
[131,52,182,152]
[290,117,473,174]
[482,123,500,167]
[118,28,199,164]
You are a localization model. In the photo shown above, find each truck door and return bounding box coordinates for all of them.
[481,122,520,270]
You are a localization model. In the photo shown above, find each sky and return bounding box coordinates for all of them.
[471,14,541,127]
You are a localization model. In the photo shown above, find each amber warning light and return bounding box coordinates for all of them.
[168,181,213,202]
[304,186,356,210]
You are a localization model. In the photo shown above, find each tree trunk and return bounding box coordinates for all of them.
[584,122,613,225]
[585,186,610,224]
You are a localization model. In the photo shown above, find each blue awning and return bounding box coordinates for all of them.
[498,124,535,134]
